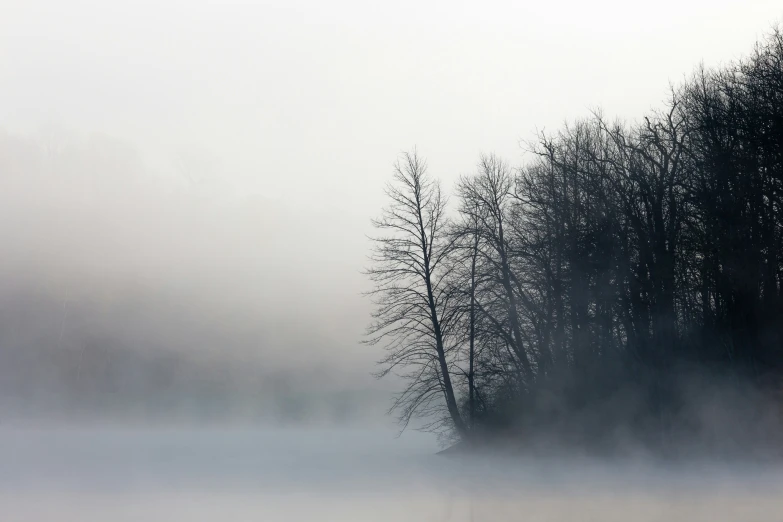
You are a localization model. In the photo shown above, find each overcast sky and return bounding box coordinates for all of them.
[1,0,781,416]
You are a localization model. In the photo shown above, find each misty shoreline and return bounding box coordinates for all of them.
[363,26,783,463]
[2,424,781,490]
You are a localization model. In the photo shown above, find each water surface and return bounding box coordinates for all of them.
[2,426,781,521]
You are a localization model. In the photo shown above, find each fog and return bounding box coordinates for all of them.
[2,426,783,521]
[2,0,781,421]
[3,0,783,520]
[0,130,383,423]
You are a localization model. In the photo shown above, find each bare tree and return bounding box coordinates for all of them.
[450,200,485,427]
[365,151,468,437]
[457,155,533,379]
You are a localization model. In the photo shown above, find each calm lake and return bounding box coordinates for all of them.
[1,426,782,521]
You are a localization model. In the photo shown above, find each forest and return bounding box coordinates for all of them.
[366,28,783,457]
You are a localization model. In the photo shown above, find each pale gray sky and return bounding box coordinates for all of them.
[3,1,781,206]
[0,0,781,418]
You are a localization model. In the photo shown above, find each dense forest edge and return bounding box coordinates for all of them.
[365,27,783,459]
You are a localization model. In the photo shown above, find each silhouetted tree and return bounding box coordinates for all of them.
[365,151,468,436]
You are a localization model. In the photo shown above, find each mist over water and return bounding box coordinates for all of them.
[2,425,783,521]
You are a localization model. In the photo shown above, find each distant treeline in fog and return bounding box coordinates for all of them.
[0,284,385,424]
[367,28,783,455]
[0,125,379,426]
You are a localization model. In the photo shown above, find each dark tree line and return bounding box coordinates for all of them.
[366,29,783,453]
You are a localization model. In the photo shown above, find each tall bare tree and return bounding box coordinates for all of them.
[365,151,468,436]
[457,155,533,379]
